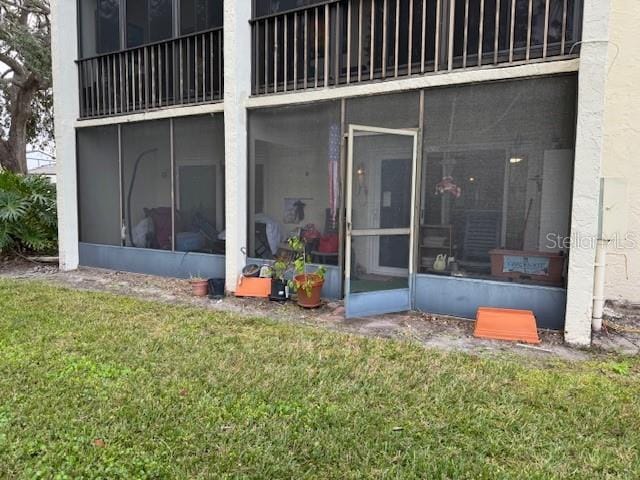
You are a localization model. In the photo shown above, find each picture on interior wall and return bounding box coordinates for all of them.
[283,197,312,224]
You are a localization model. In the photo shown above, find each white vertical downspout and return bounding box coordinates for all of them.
[592,239,608,332]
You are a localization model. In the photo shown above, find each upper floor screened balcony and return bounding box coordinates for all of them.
[77,0,223,119]
[250,0,583,95]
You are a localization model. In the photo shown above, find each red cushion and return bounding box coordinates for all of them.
[146,207,172,250]
[318,233,339,253]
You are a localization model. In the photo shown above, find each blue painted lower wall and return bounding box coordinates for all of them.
[414,274,567,330]
[79,243,226,280]
[78,244,565,329]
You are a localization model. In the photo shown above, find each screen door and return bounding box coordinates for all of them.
[345,125,418,318]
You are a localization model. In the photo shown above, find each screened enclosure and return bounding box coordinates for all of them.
[251,0,583,94]
[248,101,342,265]
[77,125,121,245]
[246,74,576,301]
[77,0,224,118]
[345,93,420,296]
[122,120,172,249]
[77,114,226,255]
[78,0,224,56]
[419,75,577,287]
[78,0,121,57]
[174,115,226,254]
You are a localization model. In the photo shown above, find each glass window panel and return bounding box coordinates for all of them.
[122,120,172,250]
[350,235,410,293]
[248,101,341,265]
[420,75,577,288]
[79,0,121,57]
[180,0,223,35]
[174,114,226,254]
[77,126,121,245]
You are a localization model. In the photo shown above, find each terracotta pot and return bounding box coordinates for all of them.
[294,274,324,308]
[190,279,209,297]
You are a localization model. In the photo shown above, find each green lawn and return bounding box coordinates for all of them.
[0,280,639,479]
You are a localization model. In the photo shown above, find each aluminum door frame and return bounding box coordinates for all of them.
[345,124,419,318]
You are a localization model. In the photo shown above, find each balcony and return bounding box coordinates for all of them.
[250,0,582,95]
[77,27,223,119]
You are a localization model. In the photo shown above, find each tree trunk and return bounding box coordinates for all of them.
[0,75,38,175]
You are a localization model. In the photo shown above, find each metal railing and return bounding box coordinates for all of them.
[251,0,582,95]
[78,27,223,119]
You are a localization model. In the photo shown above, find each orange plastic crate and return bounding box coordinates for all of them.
[235,277,271,298]
[474,307,541,344]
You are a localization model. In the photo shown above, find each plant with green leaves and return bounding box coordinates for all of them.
[288,236,326,297]
[272,256,291,282]
[0,170,57,254]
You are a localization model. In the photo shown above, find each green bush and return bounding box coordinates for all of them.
[0,170,57,254]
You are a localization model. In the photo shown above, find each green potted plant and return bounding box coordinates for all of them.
[288,236,326,308]
[269,256,291,302]
[270,256,291,302]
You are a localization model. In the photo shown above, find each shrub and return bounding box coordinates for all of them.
[0,170,57,254]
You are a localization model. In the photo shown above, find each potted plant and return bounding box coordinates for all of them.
[189,276,209,297]
[288,236,326,308]
[270,256,290,302]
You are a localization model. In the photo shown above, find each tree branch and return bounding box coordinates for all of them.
[0,0,49,17]
[0,51,25,77]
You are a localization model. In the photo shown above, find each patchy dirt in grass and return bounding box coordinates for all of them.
[1,257,637,361]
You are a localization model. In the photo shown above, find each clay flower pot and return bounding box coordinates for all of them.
[294,273,324,308]
[190,279,209,297]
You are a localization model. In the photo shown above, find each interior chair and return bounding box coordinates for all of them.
[254,222,271,258]
[462,210,502,266]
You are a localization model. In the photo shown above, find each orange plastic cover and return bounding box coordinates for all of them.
[235,277,271,298]
[474,307,541,344]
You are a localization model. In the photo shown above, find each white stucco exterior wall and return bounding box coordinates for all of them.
[223,1,252,292]
[51,0,80,271]
[601,0,640,304]
[564,0,613,345]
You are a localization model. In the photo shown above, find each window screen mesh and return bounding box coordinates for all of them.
[122,120,172,250]
[174,114,226,254]
[180,0,223,34]
[346,91,421,129]
[79,0,121,58]
[419,75,577,287]
[77,125,121,245]
[248,101,341,264]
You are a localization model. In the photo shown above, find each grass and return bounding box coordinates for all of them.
[0,279,639,479]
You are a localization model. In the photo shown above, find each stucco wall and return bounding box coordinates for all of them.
[601,0,640,303]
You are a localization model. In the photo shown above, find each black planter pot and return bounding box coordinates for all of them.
[270,279,289,302]
[208,278,225,299]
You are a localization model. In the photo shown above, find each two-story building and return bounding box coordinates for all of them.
[51,0,640,345]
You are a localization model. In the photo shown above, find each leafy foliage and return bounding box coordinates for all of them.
[0,0,53,173]
[288,236,326,296]
[0,169,56,253]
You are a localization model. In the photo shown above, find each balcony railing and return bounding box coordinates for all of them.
[78,27,223,119]
[251,0,582,95]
